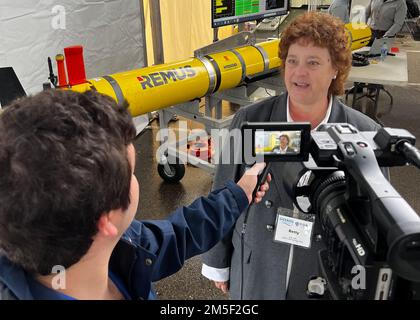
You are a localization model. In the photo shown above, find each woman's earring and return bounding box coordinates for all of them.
[332,74,337,80]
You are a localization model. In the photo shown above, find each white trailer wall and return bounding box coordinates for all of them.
[0,0,146,95]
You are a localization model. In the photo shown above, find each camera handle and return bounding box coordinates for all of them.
[398,141,420,169]
[251,162,272,204]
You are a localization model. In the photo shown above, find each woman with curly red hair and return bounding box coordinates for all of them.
[202,11,383,300]
[279,11,352,102]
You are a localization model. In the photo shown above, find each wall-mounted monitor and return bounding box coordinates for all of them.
[212,0,288,28]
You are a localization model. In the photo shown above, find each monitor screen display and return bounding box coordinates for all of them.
[212,0,288,28]
[254,130,302,156]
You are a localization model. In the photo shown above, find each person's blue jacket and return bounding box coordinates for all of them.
[0,181,248,300]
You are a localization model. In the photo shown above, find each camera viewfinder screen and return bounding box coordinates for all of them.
[254,130,301,155]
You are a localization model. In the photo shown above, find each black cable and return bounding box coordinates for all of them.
[47,57,58,88]
[240,162,272,299]
[239,204,252,300]
[265,88,273,96]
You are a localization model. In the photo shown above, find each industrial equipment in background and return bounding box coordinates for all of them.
[46,22,372,182]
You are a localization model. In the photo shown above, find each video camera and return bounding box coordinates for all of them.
[242,122,420,300]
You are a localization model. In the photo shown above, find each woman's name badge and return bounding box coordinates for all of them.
[274,214,314,248]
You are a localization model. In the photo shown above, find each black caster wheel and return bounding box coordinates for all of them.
[157,162,185,183]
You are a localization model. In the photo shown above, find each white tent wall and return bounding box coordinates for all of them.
[0,0,146,95]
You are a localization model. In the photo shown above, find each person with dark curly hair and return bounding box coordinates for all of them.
[202,11,384,300]
[0,89,270,300]
[273,134,295,154]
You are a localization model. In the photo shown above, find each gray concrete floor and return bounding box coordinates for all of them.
[133,113,228,300]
